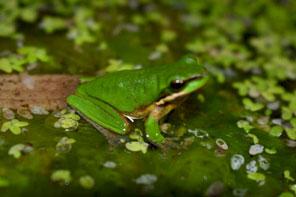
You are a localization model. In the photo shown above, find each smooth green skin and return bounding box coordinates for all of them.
[67,55,208,143]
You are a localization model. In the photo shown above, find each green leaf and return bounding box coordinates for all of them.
[279,192,294,197]
[79,175,95,189]
[282,107,293,121]
[125,141,149,154]
[247,133,259,144]
[0,58,13,73]
[285,128,296,140]
[237,120,254,133]
[1,119,29,135]
[290,118,296,128]
[247,172,266,182]
[265,148,277,154]
[0,177,10,187]
[284,170,295,182]
[269,126,283,137]
[243,98,264,112]
[9,125,21,135]
[40,16,67,33]
[51,170,72,184]
[8,144,26,159]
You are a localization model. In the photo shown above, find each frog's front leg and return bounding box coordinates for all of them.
[67,94,129,145]
[145,104,176,144]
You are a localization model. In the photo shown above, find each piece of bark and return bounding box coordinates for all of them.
[0,74,80,110]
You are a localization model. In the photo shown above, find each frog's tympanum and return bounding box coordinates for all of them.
[67,55,208,144]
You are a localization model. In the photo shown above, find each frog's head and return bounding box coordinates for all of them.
[165,55,208,95]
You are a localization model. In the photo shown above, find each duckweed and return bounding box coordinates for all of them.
[8,143,33,159]
[1,119,29,135]
[247,172,266,183]
[79,175,95,189]
[56,137,76,153]
[284,170,295,182]
[0,177,10,187]
[50,170,72,185]
[125,141,149,154]
[54,111,80,131]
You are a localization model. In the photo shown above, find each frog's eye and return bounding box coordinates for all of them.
[170,80,184,90]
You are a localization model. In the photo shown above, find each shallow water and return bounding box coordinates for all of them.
[0,77,294,196]
[0,1,296,196]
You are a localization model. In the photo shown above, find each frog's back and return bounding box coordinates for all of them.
[79,68,164,112]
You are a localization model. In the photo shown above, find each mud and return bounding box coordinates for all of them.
[0,74,79,110]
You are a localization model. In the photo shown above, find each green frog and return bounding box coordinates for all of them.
[67,55,208,144]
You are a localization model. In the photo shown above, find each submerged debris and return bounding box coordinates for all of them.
[285,139,296,148]
[188,129,209,139]
[231,154,245,170]
[258,155,270,171]
[30,106,49,115]
[17,108,33,119]
[200,141,213,150]
[103,161,117,169]
[205,181,224,197]
[246,160,258,173]
[134,174,157,185]
[215,138,228,150]
[2,108,15,120]
[249,144,264,155]
[56,137,76,153]
[233,188,248,197]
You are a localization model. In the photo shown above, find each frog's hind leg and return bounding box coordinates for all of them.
[67,95,129,145]
[76,111,126,146]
